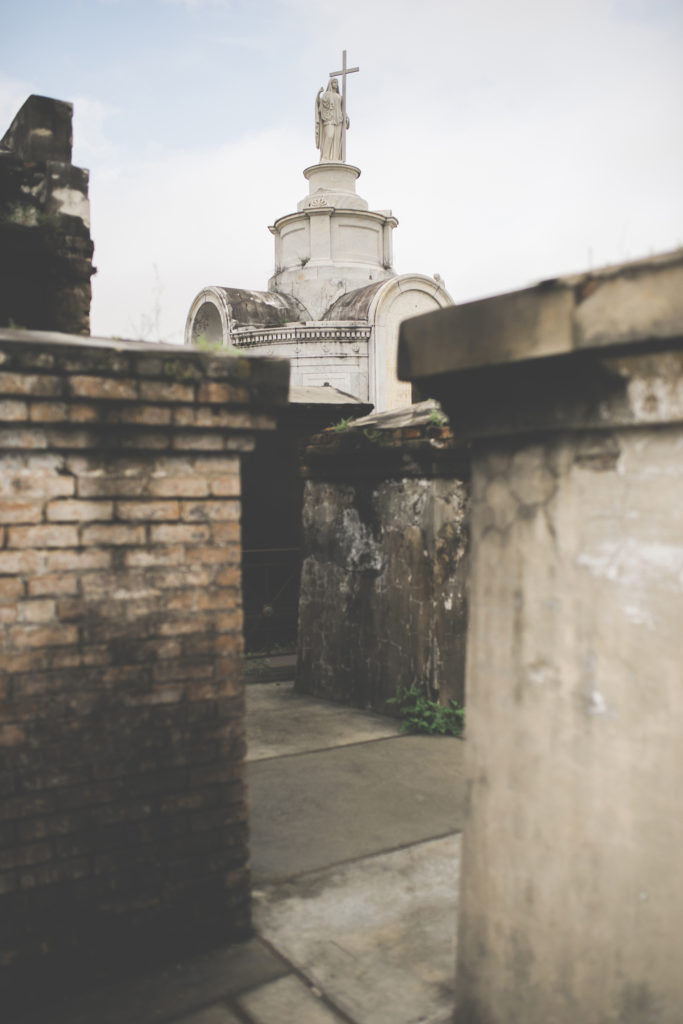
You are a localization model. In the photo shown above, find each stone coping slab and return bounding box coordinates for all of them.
[398,249,683,381]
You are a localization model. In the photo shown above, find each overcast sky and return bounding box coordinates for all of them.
[3,0,682,343]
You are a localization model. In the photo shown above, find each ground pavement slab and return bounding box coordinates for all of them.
[246,682,401,761]
[253,834,461,1024]
[248,732,465,882]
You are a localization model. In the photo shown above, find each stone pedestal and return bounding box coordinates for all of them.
[268,163,397,322]
[399,250,683,1024]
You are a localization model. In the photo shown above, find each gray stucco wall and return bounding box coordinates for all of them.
[399,250,683,1024]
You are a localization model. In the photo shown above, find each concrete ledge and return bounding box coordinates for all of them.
[398,249,683,381]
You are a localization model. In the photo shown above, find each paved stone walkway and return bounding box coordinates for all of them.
[18,682,465,1024]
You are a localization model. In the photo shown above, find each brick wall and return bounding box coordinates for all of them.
[0,328,288,988]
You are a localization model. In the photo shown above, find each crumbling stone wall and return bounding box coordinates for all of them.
[0,328,288,988]
[296,407,469,712]
[0,95,95,335]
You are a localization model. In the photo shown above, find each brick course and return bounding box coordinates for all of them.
[0,328,288,988]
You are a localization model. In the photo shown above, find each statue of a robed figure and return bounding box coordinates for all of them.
[315,51,359,164]
[315,79,347,163]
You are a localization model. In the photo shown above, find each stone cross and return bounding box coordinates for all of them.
[328,50,359,163]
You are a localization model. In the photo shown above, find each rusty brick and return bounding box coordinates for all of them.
[20,857,89,889]
[172,432,225,451]
[164,592,196,612]
[0,399,28,421]
[76,477,142,498]
[29,401,69,422]
[185,545,239,565]
[17,599,55,624]
[158,616,212,637]
[0,372,62,397]
[116,500,180,522]
[0,841,52,870]
[1,577,25,602]
[0,724,26,747]
[196,590,238,611]
[10,624,78,648]
[17,813,82,842]
[0,499,44,524]
[196,381,250,404]
[172,408,194,427]
[138,380,195,403]
[8,524,79,548]
[152,660,213,683]
[50,649,83,669]
[152,566,212,589]
[215,565,241,588]
[149,523,211,545]
[149,476,209,498]
[3,471,75,500]
[81,523,146,546]
[193,456,241,475]
[28,573,79,597]
[118,432,170,451]
[69,375,138,400]
[124,685,185,707]
[0,604,18,623]
[69,404,99,423]
[209,476,241,497]
[0,548,45,574]
[3,650,48,673]
[0,427,48,449]
[45,428,100,449]
[212,633,243,655]
[217,608,243,633]
[46,548,111,571]
[124,546,184,568]
[212,522,241,546]
[133,357,165,377]
[105,406,172,426]
[180,500,239,522]
[47,498,113,522]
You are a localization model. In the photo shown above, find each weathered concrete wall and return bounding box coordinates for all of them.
[0,328,288,989]
[399,250,683,1024]
[0,96,94,335]
[296,406,469,712]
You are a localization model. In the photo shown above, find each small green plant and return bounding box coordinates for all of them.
[387,686,465,736]
[428,408,447,428]
[194,333,223,352]
[332,417,354,432]
[299,256,311,267]
[363,427,382,443]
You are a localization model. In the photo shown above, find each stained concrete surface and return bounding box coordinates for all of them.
[16,682,464,1024]
[253,835,461,1024]
[248,730,465,882]
[246,681,401,761]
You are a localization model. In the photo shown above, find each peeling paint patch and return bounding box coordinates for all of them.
[577,538,683,590]
[622,603,655,630]
[587,689,609,715]
[51,187,91,228]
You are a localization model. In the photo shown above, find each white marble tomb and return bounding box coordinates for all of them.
[185,71,452,411]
